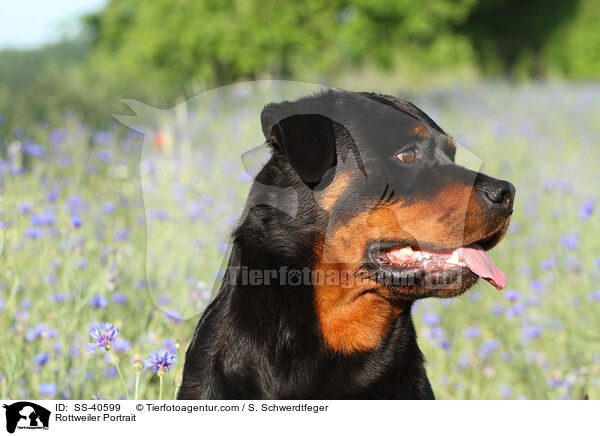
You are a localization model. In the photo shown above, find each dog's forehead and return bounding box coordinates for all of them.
[333,93,417,146]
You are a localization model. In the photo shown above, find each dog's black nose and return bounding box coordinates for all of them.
[477,176,515,213]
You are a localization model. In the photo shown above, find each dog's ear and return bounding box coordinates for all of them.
[261,107,336,188]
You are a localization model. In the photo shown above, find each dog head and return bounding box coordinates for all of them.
[261,89,515,352]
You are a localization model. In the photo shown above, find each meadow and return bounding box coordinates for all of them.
[1,81,599,400]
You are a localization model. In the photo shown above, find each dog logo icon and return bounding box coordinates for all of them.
[3,402,50,433]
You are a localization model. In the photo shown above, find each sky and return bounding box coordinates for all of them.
[0,0,107,49]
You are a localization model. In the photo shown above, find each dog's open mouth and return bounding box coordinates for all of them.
[368,236,506,291]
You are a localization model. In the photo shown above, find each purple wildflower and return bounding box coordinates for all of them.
[39,383,57,396]
[23,141,45,157]
[499,385,512,398]
[89,294,108,309]
[522,325,543,340]
[53,293,66,303]
[463,326,481,339]
[26,324,57,341]
[530,280,545,293]
[559,235,579,251]
[540,258,556,270]
[422,311,440,326]
[49,128,66,146]
[30,212,56,226]
[164,309,182,325]
[25,227,43,239]
[505,303,524,318]
[162,339,177,355]
[115,227,129,241]
[111,292,128,305]
[587,291,600,302]
[34,353,50,367]
[71,216,83,228]
[86,323,120,354]
[102,202,116,214]
[579,201,594,220]
[503,289,520,302]
[144,348,177,374]
[113,338,131,353]
[103,366,118,378]
[479,339,500,359]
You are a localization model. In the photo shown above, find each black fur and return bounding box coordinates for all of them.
[178,89,513,399]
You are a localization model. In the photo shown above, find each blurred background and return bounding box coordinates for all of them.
[1,0,600,128]
[1,0,599,400]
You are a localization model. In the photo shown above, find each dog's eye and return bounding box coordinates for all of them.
[397,149,416,163]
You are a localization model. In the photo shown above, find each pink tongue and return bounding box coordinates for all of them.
[458,244,506,290]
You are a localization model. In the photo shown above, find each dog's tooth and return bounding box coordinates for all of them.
[446,250,461,265]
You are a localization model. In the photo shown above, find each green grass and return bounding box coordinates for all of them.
[0,80,599,399]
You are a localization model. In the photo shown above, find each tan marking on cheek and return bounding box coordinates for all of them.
[313,182,492,354]
[446,136,455,148]
[315,210,413,354]
[317,173,352,211]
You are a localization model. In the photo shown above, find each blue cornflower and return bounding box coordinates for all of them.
[89,294,108,309]
[46,188,60,203]
[102,202,116,214]
[19,202,32,214]
[530,280,545,293]
[97,149,113,163]
[596,258,600,268]
[71,216,83,228]
[491,302,503,316]
[49,128,66,146]
[103,366,118,378]
[115,227,129,241]
[479,339,500,359]
[149,209,169,221]
[587,291,600,302]
[53,293,66,303]
[144,348,177,374]
[25,227,43,239]
[505,303,524,319]
[23,141,45,157]
[559,235,579,251]
[522,325,543,340]
[158,294,171,305]
[503,289,520,302]
[92,130,114,145]
[67,195,84,214]
[30,212,56,226]
[39,383,57,396]
[162,339,177,355]
[540,258,556,270]
[26,324,57,341]
[86,323,120,354]
[422,311,440,327]
[111,292,128,305]
[164,309,182,325]
[499,385,512,398]
[579,201,595,220]
[34,353,50,367]
[463,326,481,339]
[113,338,131,353]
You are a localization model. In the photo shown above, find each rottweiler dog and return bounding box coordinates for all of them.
[178,89,515,399]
